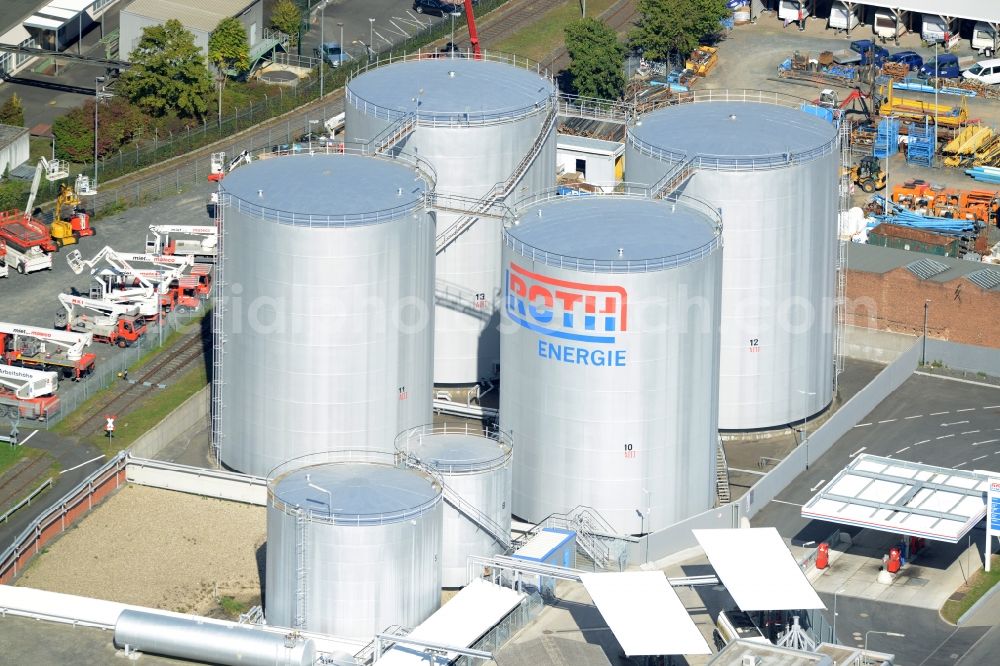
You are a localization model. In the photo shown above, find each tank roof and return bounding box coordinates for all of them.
[629,101,837,168]
[271,462,440,524]
[347,57,554,124]
[504,195,720,272]
[408,433,510,473]
[220,153,427,227]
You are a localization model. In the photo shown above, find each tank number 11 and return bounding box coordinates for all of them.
[624,443,636,459]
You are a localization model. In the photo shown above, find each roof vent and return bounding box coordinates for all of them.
[257,189,263,198]
[618,248,624,257]
[448,71,456,78]
[741,657,760,666]
[729,114,737,121]
[397,187,403,196]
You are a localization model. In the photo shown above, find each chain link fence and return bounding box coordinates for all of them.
[41,306,208,430]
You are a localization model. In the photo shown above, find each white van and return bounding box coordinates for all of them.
[874,9,906,42]
[828,1,859,31]
[972,22,998,57]
[778,0,808,23]
[963,59,1000,86]
[921,15,959,49]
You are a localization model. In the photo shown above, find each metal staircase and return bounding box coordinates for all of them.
[403,455,511,550]
[435,279,493,321]
[716,437,731,505]
[650,156,698,199]
[434,102,557,254]
[293,509,308,629]
[368,113,417,155]
[210,192,225,465]
[519,506,631,571]
[834,121,850,388]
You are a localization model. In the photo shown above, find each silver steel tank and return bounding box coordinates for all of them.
[113,609,316,666]
[217,151,436,476]
[499,191,723,534]
[626,91,839,430]
[345,54,558,386]
[265,451,443,639]
[396,424,513,587]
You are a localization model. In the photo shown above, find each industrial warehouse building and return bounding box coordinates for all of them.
[0,123,29,175]
[118,0,263,61]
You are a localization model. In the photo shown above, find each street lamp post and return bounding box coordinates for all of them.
[922,300,930,365]
[832,588,846,645]
[369,18,375,59]
[319,0,326,97]
[864,631,905,659]
[338,22,344,65]
[308,119,318,150]
[450,11,461,55]
[93,76,105,188]
[798,389,817,469]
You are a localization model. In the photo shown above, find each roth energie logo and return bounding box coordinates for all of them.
[505,262,627,344]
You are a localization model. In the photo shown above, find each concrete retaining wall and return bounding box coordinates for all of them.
[925,338,1000,377]
[128,385,209,460]
[843,326,916,363]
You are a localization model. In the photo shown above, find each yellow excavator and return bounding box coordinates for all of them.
[848,155,886,193]
[50,182,94,247]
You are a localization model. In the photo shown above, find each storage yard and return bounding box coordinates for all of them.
[0,0,999,665]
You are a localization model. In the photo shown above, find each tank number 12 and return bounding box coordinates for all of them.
[749,338,760,353]
[624,443,636,459]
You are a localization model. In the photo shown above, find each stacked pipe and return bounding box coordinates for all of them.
[966,166,1000,184]
[869,196,978,235]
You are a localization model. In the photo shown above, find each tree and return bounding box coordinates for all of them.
[118,19,214,120]
[565,19,627,100]
[209,17,250,77]
[271,0,302,48]
[0,94,25,126]
[629,0,728,63]
[52,97,146,162]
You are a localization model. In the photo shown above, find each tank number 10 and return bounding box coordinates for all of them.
[624,443,636,459]
[749,338,761,353]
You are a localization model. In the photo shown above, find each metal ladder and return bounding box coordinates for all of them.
[209,192,225,465]
[434,102,558,254]
[368,113,417,155]
[835,121,851,388]
[294,509,308,629]
[716,436,731,505]
[650,156,698,199]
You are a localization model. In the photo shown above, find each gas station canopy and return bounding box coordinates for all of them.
[801,455,990,543]
[579,572,711,656]
[693,528,826,612]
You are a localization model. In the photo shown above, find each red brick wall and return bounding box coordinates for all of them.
[846,268,1000,348]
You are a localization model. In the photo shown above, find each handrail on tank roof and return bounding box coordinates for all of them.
[267,450,443,526]
[218,142,436,227]
[344,49,556,126]
[395,423,513,475]
[500,184,723,274]
[629,88,841,170]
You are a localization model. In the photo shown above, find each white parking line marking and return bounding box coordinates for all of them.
[957,408,976,413]
[962,430,981,435]
[937,434,955,440]
[915,439,931,445]
[941,421,969,427]
[985,405,1000,409]
[854,423,872,428]
[973,439,999,446]
[20,430,38,445]
[955,462,968,469]
[849,447,867,458]
[931,411,949,416]
[915,372,1000,389]
[810,480,826,492]
[905,415,923,420]
[879,419,898,424]
[896,446,910,454]
[973,455,988,462]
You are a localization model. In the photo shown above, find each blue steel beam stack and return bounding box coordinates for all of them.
[906,120,934,167]
[869,195,978,235]
[874,118,899,158]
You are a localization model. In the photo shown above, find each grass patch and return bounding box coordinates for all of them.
[0,445,31,476]
[494,0,620,63]
[88,363,209,456]
[218,596,249,619]
[941,555,1000,624]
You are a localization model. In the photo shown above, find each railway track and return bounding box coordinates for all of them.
[542,0,638,73]
[0,455,53,512]
[73,327,210,438]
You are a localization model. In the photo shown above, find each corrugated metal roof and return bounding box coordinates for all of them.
[122,0,256,33]
[848,243,1000,290]
[905,257,950,279]
[855,0,1000,24]
[966,268,1000,291]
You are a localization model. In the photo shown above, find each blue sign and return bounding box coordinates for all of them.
[991,496,1000,532]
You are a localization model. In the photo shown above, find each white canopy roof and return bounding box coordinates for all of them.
[23,16,63,30]
[580,571,711,656]
[846,0,1000,24]
[376,579,525,665]
[801,455,989,543]
[693,528,826,612]
[47,0,95,11]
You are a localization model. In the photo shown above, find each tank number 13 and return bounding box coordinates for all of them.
[624,443,636,459]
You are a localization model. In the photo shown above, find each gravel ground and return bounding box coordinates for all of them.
[16,485,265,615]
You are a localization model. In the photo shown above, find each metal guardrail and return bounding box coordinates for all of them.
[0,478,53,524]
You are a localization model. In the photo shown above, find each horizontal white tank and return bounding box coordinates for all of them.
[626,92,839,430]
[346,54,557,386]
[396,424,513,587]
[217,151,436,475]
[499,191,724,534]
[265,451,443,639]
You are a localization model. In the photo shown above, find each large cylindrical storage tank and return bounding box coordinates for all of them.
[500,193,723,534]
[396,424,513,587]
[218,151,435,476]
[626,92,839,431]
[346,55,557,386]
[265,451,443,639]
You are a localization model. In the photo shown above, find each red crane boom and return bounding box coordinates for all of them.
[463,0,481,59]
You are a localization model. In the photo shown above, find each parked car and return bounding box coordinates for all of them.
[413,0,463,15]
[315,42,351,67]
[963,59,1000,86]
[850,39,889,67]
[887,50,923,71]
[920,53,976,79]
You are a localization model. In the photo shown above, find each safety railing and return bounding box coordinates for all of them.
[395,423,512,475]
[650,156,698,198]
[371,113,417,154]
[435,278,495,321]
[0,478,53,525]
[557,92,632,123]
